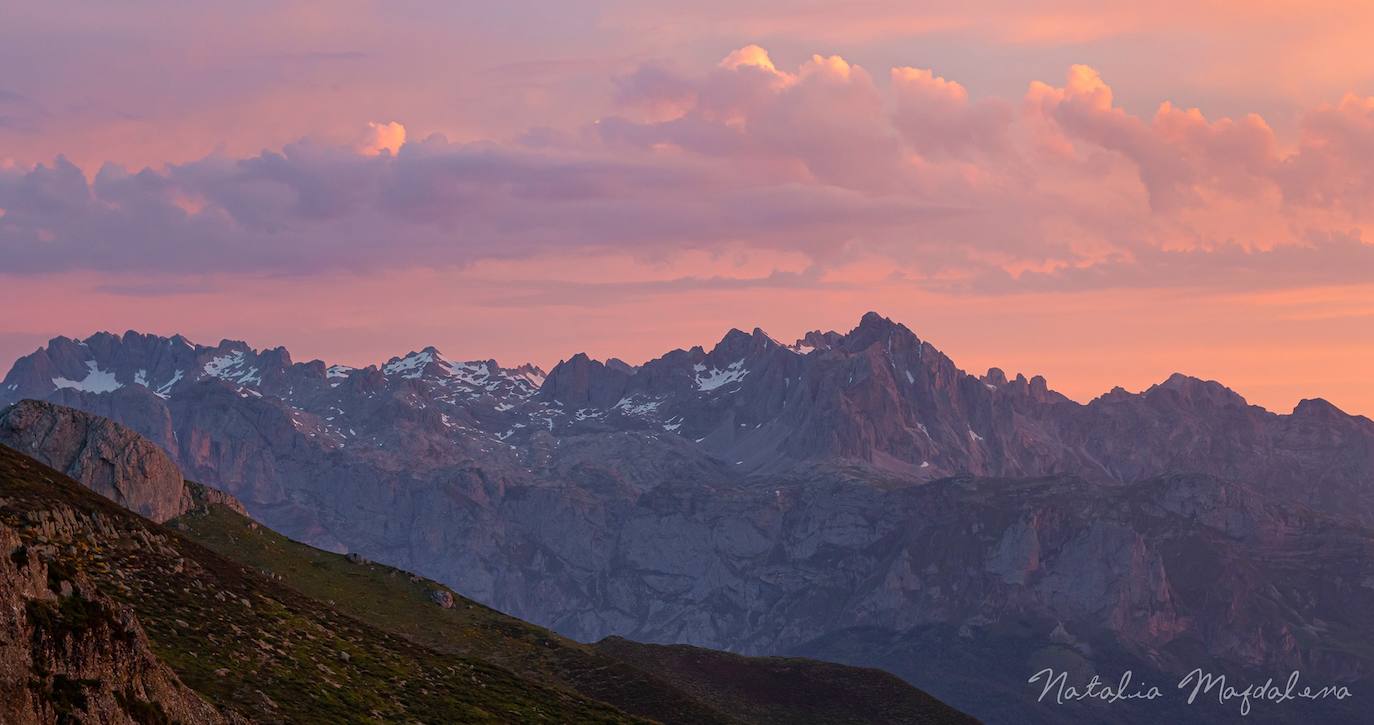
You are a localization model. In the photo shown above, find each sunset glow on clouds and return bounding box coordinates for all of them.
[357,121,406,156]
[1,1,1372,415]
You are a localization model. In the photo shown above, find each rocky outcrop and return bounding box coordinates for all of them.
[183,480,249,517]
[46,385,180,458]
[0,400,189,523]
[539,352,632,409]
[0,524,240,724]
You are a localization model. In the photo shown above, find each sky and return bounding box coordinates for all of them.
[2,1,1373,416]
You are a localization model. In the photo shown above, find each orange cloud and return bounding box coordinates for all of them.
[719,45,779,73]
[358,121,406,156]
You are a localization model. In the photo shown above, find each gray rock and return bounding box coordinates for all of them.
[0,399,189,522]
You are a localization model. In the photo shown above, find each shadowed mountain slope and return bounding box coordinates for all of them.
[0,404,971,724]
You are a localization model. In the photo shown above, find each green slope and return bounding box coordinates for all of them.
[1,445,639,724]
[595,637,972,725]
[172,482,974,724]
[172,482,740,724]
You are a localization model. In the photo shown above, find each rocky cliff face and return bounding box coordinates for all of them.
[0,524,241,724]
[0,399,190,523]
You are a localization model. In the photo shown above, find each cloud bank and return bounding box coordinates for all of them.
[1,47,1371,292]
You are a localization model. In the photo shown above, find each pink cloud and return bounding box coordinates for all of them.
[1281,94,1374,217]
[1,48,1371,296]
[890,66,1014,159]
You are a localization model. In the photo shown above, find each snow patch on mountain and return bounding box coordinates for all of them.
[382,350,541,401]
[696,360,749,392]
[384,350,434,378]
[614,396,662,417]
[513,366,547,388]
[52,361,123,393]
[202,350,262,386]
[203,350,245,378]
[155,370,183,398]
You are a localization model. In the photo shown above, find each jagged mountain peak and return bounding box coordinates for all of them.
[1292,396,1346,419]
[839,311,919,352]
[378,348,546,408]
[0,332,551,431]
[381,347,446,376]
[5,318,1371,493]
[859,309,892,326]
[707,326,788,361]
[381,346,543,384]
[540,352,632,408]
[1147,372,1250,408]
[1156,371,1219,389]
[789,329,842,354]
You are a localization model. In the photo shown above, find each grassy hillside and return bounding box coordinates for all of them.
[0,445,639,724]
[172,484,739,724]
[595,637,970,725]
[172,483,974,724]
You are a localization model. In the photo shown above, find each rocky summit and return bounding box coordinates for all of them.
[3,312,1373,722]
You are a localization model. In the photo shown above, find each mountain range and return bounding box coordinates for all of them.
[4,312,1373,722]
[0,399,967,723]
